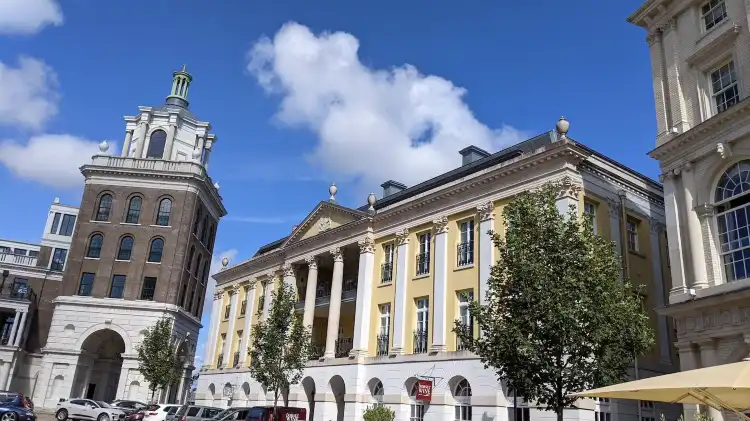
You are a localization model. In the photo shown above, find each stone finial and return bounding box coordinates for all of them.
[213,182,220,190]
[556,116,569,139]
[367,193,376,212]
[221,257,229,269]
[329,183,338,202]
[99,140,110,153]
[192,148,202,160]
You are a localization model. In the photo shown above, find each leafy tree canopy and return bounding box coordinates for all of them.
[136,317,182,401]
[363,405,395,421]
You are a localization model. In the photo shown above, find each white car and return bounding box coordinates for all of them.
[143,405,180,421]
[56,399,126,421]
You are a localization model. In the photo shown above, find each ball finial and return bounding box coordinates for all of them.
[213,182,220,190]
[329,183,338,201]
[99,140,109,153]
[367,193,376,211]
[221,257,229,268]
[556,116,570,139]
[192,148,202,160]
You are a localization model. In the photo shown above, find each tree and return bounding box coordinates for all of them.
[136,317,182,402]
[249,280,312,419]
[363,405,395,421]
[455,183,654,421]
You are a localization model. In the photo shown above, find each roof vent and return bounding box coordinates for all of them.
[381,180,407,198]
[459,146,491,166]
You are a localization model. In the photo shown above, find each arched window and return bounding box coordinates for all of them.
[146,130,167,159]
[117,236,134,261]
[186,246,195,272]
[715,161,750,282]
[371,381,384,407]
[454,379,472,421]
[409,381,426,421]
[125,196,142,224]
[208,224,216,251]
[95,194,113,221]
[194,255,202,277]
[87,234,104,258]
[156,198,172,226]
[201,259,210,284]
[148,238,164,263]
[193,209,202,235]
[201,215,210,244]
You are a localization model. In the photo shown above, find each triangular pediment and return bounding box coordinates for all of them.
[283,201,368,246]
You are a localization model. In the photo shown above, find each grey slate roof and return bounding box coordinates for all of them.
[152,103,199,121]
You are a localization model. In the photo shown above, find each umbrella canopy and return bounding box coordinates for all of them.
[569,361,750,412]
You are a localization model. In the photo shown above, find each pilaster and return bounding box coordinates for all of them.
[391,228,410,356]
[238,284,256,367]
[477,202,495,306]
[222,286,240,368]
[431,216,449,353]
[682,162,709,290]
[661,171,688,297]
[648,218,671,365]
[555,176,581,217]
[205,291,222,368]
[351,234,375,357]
[662,18,689,133]
[695,204,721,286]
[121,129,133,158]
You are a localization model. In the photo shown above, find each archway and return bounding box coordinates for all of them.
[301,377,315,420]
[73,328,126,401]
[328,375,345,421]
[367,378,384,407]
[207,384,216,406]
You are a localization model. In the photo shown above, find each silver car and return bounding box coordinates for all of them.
[170,405,223,421]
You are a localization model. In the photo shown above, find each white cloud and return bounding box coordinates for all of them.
[0,0,62,35]
[0,134,100,188]
[0,57,59,130]
[247,22,528,191]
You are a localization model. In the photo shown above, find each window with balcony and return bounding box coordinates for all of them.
[458,219,475,266]
[141,277,156,300]
[109,275,126,298]
[457,290,473,351]
[0,246,9,254]
[125,197,142,224]
[627,218,639,252]
[409,382,426,421]
[51,248,67,271]
[117,236,134,261]
[381,243,394,284]
[701,0,727,31]
[377,304,390,356]
[13,249,26,256]
[148,238,164,263]
[28,251,38,257]
[584,201,597,234]
[78,272,95,296]
[711,61,739,114]
[50,212,61,234]
[156,198,172,226]
[715,160,750,282]
[87,234,103,258]
[95,194,113,222]
[416,233,430,275]
[414,298,429,354]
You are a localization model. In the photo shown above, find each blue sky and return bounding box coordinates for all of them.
[0,0,653,366]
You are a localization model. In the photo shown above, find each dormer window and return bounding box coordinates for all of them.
[701,0,727,31]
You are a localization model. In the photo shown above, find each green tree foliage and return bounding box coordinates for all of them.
[455,183,654,421]
[136,317,182,402]
[250,281,312,418]
[362,405,395,421]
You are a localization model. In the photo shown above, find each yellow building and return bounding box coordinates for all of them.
[196,120,677,421]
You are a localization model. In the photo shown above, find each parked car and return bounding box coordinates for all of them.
[172,405,222,421]
[142,405,179,421]
[125,405,159,421]
[211,408,250,421]
[246,407,306,421]
[56,399,126,421]
[0,391,35,421]
[110,401,147,415]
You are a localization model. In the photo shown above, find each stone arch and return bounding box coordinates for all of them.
[241,382,251,404]
[405,376,430,419]
[75,323,133,354]
[367,377,384,405]
[301,377,315,418]
[74,328,127,401]
[449,375,472,420]
[128,381,141,400]
[328,375,346,421]
[698,156,750,205]
[207,383,216,406]
[49,375,64,401]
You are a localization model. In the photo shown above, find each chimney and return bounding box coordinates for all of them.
[381,180,407,198]
[459,146,490,166]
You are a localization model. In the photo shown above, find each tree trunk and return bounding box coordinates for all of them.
[273,389,279,421]
[556,408,564,421]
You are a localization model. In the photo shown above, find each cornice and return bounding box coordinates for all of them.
[578,162,665,207]
[282,201,368,248]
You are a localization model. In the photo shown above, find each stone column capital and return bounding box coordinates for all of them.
[477,202,495,222]
[330,247,343,262]
[358,234,375,254]
[396,228,410,245]
[556,175,582,200]
[432,216,449,234]
[282,264,294,278]
[213,291,223,301]
[695,203,715,218]
[606,198,621,217]
[305,256,318,270]
[648,217,665,234]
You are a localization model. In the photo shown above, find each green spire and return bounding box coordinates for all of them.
[165,65,193,108]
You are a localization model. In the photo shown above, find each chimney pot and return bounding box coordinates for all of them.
[381,180,407,198]
[459,145,491,166]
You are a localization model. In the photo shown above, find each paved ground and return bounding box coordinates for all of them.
[36,411,56,421]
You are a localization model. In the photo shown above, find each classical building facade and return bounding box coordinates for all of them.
[628,0,750,420]
[0,67,226,408]
[195,123,677,421]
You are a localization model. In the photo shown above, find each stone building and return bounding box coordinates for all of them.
[195,121,677,421]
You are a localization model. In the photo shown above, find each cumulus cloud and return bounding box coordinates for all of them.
[0,134,100,188]
[0,57,59,130]
[0,0,63,35]
[247,22,527,190]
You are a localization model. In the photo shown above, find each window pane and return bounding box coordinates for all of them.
[110,275,126,298]
[51,248,67,271]
[141,277,157,300]
[78,273,95,296]
[148,239,164,263]
[60,214,76,236]
[87,234,103,258]
[118,236,134,261]
[146,130,167,159]
[50,212,61,234]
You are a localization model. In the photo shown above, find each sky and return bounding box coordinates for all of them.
[0,0,655,367]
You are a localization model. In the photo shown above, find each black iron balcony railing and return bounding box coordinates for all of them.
[216,354,224,368]
[416,253,430,276]
[457,242,474,267]
[413,328,429,354]
[296,278,360,310]
[335,337,353,358]
[376,333,389,356]
[308,343,324,361]
[233,351,240,367]
[456,325,473,351]
[381,262,393,284]
[0,282,36,302]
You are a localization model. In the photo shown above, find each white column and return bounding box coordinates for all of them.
[238,285,256,367]
[121,130,133,157]
[134,121,149,158]
[302,257,319,329]
[648,219,672,364]
[662,172,688,296]
[646,31,671,140]
[222,286,240,368]
[204,140,213,169]
[163,123,177,160]
[13,311,27,347]
[682,163,709,289]
[431,216,449,352]
[324,248,344,359]
[205,291,222,368]
[351,235,375,357]
[391,229,410,355]
[477,202,495,305]
[0,362,11,393]
[262,278,274,321]
[7,311,20,347]
[282,264,297,291]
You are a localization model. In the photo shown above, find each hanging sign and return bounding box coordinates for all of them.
[416,379,433,402]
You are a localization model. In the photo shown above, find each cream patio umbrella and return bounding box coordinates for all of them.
[569,361,750,420]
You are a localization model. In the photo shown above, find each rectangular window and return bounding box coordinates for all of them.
[584,201,597,233]
[702,0,727,31]
[78,272,95,296]
[224,305,231,319]
[109,275,126,298]
[379,304,391,336]
[416,232,431,275]
[457,291,473,351]
[627,218,639,252]
[59,214,76,236]
[507,408,530,421]
[410,403,425,421]
[414,298,429,354]
[457,219,475,266]
[240,299,247,316]
[0,246,9,254]
[50,248,67,271]
[382,243,394,284]
[595,397,611,421]
[711,61,739,114]
[50,212,61,234]
[28,250,38,257]
[11,278,27,298]
[141,277,157,300]
[13,248,26,256]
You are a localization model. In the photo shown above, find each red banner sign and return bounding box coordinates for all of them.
[416,379,433,401]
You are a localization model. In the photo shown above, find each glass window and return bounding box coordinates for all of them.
[594,397,611,421]
[109,275,126,298]
[28,250,38,257]
[371,381,384,407]
[59,214,76,236]
[417,233,431,275]
[454,379,472,421]
[584,202,597,233]
[379,304,390,335]
[141,277,157,300]
[117,236,134,261]
[87,234,104,258]
[193,209,202,235]
[51,248,67,271]
[702,0,728,31]
[0,246,9,254]
[458,219,475,266]
[201,215,210,244]
[125,197,142,224]
[409,382,426,421]
[13,248,26,255]
[148,238,164,263]
[146,130,167,159]
[50,212,61,234]
[711,61,739,114]
[508,408,530,421]
[156,199,172,226]
[78,273,95,296]
[187,408,200,417]
[627,218,639,252]
[95,194,113,221]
